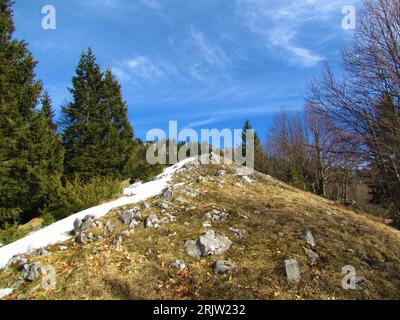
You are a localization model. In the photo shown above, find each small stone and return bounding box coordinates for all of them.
[242,176,253,184]
[203,221,212,228]
[161,187,173,199]
[122,230,130,237]
[141,202,150,210]
[214,170,226,177]
[171,259,186,270]
[229,227,246,240]
[284,259,301,283]
[37,247,50,257]
[278,232,285,238]
[205,209,229,222]
[302,230,316,247]
[73,218,82,235]
[113,236,123,247]
[145,214,160,228]
[184,222,190,226]
[158,201,170,210]
[184,240,201,259]
[58,246,68,251]
[129,219,141,229]
[21,262,41,282]
[253,210,262,214]
[176,197,186,205]
[234,167,253,176]
[304,248,320,265]
[119,209,142,225]
[75,233,87,244]
[213,260,236,275]
[87,233,94,242]
[95,221,103,228]
[105,221,114,233]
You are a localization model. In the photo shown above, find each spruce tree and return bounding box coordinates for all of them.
[0,1,63,225]
[41,90,57,130]
[241,119,268,173]
[62,49,134,181]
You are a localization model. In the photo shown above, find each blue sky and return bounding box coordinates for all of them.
[13,0,359,142]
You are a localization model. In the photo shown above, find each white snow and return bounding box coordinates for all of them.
[0,288,13,299]
[0,157,197,269]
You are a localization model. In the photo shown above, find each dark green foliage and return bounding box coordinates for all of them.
[241,119,269,174]
[62,49,134,181]
[0,0,63,227]
[43,175,121,221]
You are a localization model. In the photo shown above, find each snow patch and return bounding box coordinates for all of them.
[0,157,197,269]
[0,288,13,299]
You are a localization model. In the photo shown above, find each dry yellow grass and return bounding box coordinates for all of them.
[1,163,400,300]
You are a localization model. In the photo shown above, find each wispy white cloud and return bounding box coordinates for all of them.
[236,0,359,67]
[189,27,231,69]
[112,55,177,84]
[139,0,162,10]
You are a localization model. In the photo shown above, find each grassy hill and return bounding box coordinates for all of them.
[1,160,400,300]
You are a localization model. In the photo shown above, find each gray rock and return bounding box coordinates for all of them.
[214,170,226,177]
[160,214,177,224]
[205,209,229,222]
[141,202,150,210]
[94,221,103,228]
[158,201,170,210]
[80,215,96,231]
[119,208,142,225]
[176,197,186,205]
[145,214,160,228]
[242,176,253,184]
[21,262,41,282]
[284,259,301,283]
[87,233,94,242]
[37,247,50,257]
[161,187,173,199]
[213,260,236,275]
[184,240,201,259]
[302,230,316,247]
[105,221,114,233]
[129,219,141,229]
[198,230,232,256]
[113,236,123,247]
[40,265,57,289]
[73,218,82,235]
[234,167,253,177]
[171,259,186,270]
[229,227,246,240]
[75,233,87,244]
[6,256,27,269]
[122,230,130,237]
[203,221,212,228]
[304,248,320,265]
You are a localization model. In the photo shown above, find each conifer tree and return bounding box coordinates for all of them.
[241,119,268,173]
[62,49,134,181]
[0,1,63,225]
[41,90,57,130]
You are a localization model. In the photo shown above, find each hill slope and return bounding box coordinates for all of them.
[1,158,400,300]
